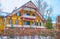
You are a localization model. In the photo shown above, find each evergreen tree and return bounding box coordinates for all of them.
[46,16,53,29]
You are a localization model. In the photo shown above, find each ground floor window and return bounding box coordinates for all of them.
[24,21,30,25]
[36,22,41,26]
[16,19,18,25]
[9,19,12,24]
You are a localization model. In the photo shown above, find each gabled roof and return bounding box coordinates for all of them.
[7,1,46,22]
[7,1,38,17]
[22,1,38,9]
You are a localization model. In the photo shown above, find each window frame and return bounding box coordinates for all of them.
[24,13,30,16]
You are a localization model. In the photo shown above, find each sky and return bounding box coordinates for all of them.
[0,0,60,23]
[44,0,60,23]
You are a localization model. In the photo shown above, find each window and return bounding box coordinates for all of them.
[24,13,30,16]
[36,22,41,26]
[40,22,41,26]
[38,22,40,26]
[32,22,35,26]
[16,12,21,16]
[26,13,30,16]
[36,22,38,26]
[16,19,18,25]
[24,21,30,25]
[9,19,12,24]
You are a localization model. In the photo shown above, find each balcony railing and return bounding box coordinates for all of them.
[21,15,36,19]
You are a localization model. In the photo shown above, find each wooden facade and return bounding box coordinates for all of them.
[0,1,46,31]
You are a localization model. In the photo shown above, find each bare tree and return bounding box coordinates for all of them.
[35,0,48,17]
[46,7,53,18]
[41,2,48,16]
[34,0,53,19]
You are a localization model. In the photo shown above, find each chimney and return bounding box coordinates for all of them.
[12,7,17,12]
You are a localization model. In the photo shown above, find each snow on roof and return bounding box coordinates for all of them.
[0,12,9,17]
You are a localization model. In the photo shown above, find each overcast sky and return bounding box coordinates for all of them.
[0,0,60,23]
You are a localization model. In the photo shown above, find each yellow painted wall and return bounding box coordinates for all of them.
[0,17,4,30]
[6,9,44,26]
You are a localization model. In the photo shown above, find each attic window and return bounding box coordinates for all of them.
[16,12,21,16]
[26,13,30,16]
[24,13,30,16]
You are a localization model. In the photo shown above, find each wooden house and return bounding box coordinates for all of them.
[5,1,46,29]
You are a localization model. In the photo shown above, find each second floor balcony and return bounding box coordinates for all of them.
[21,14,36,20]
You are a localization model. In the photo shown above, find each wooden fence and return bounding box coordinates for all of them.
[0,27,60,39]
